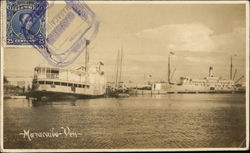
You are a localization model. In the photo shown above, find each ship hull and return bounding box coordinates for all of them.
[26,90,104,101]
[168,85,236,93]
[151,82,245,94]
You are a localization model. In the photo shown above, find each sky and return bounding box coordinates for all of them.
[4,2,247,84]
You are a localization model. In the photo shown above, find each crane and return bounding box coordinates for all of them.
[170,67,176,81]
[233,69,237,80]
[235,75,244,84]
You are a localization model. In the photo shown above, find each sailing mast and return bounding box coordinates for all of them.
[168,52,174,84]
[230,55,233,80]
[115,49,120,87]
[114,48,124,87]
[119,47,123,83]
[168,54,171,83]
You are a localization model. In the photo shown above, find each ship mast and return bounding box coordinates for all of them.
[168,54,171,83]
[230,55,233,80]
[115,49,120,87]
[168,52,174,84]
[119,47,123,83]
[114,48,124,87]
[85,40,90,72]
[209,66,213,77]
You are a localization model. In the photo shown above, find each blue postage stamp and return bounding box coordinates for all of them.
[6,0,46,45]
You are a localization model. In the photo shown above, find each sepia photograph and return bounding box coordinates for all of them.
[0,0,249,152]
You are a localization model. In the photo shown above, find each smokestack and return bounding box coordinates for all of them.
[209,66,213,77]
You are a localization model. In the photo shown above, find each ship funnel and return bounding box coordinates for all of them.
[209,66,213,77]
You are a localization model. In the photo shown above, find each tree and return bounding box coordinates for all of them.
[4,76,9,83]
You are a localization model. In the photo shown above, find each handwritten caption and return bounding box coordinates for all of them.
[19,127,82,141]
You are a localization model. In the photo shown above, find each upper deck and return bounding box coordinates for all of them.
[33,66,105,84]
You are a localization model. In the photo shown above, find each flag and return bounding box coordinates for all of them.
[170,51,175,55]
[100,61,104,65]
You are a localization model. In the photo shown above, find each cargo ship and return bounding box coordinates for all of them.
[170,66,240,93]
[150,54,245,94]
[150,66,245,94]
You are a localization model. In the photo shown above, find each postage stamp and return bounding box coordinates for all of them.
[22,0,99,67]
[6,0,46,46]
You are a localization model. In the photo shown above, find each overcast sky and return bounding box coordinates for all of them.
[4,2,247,83]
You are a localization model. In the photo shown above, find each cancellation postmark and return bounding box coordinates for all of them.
[22,0,100,67]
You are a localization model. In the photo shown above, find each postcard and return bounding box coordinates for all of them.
[0,0,249,152]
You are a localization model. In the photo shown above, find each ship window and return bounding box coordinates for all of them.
[39,81,45,84]
[68,83,72,86]
[74,84,77,87]
[51,69,59,73]
[54,82,60,85]
[46,81,53,85]
[82,85,85,88]
[61,82,67,86]
[86,85,90,88]
[46,68,51,73]
[77,84,82,88]
[51,69,59,79]
[33,80,37,84]
[35,67,41,74]
[46,68,51,79]
[41,67,46,74]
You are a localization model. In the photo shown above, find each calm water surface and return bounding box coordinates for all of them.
[4,94,246,149]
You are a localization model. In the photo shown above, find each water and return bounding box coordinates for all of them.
[4,94,246,149]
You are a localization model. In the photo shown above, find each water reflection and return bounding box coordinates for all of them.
[4,94,246,149]
[31,99,78,107]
